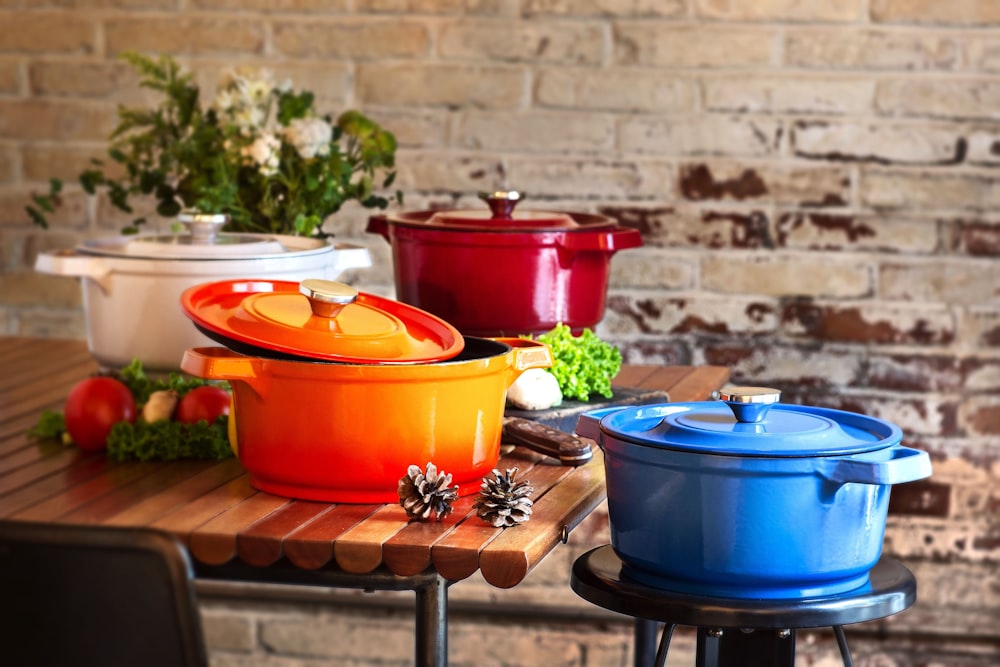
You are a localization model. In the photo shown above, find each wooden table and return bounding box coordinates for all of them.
[0,337,729,666]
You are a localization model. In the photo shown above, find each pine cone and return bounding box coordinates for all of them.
[474,467,534,528]
[398,462,459,521]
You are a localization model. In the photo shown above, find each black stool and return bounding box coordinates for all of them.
[570,546,916,667]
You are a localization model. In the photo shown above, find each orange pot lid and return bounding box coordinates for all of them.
[180,279,464,364]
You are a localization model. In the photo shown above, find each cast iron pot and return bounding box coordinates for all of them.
[179,279,553,503]
[575,387,933,600]
[366,191,642,337]
[34,214,369,371]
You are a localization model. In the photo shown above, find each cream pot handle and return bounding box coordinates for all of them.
[33,250,113,293]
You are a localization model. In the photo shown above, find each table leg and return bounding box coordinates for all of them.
[414,574,448,667]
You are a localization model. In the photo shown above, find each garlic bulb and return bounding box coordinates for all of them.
[506,368,562,411]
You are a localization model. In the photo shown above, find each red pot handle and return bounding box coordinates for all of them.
[365,214,390,241]
[559,226,643,253]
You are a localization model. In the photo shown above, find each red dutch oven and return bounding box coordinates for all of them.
[366,191,643,337]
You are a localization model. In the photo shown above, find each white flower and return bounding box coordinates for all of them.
[241,133,281,176]
[284,117,332,159]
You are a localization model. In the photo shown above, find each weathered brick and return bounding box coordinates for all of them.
[600,204,771,249]
[454,110,614,153]
[357,63,526,108]
[28,60,139,99]
[200,609,256,652]
[0,14,95,54]
[965,129,1000,166]
[704,254,872,298]
[439,18,605,65]
[615,337,692,366]
[889,479,951,517]
[603,292,779,337]
[880,259,1000,305]
[781,299,955,345]
[702,341,862,388]
[523,0,685,17]
[12,307,86,339]
[0,58,20,94]
[620,116,782,158]
[680,162,852,207]
[792,120,964,164]
[21,145,117,182]
[391,150,505,191]
[192,0,349,10]
[859,168,1000,211]
[776,211,940,254]
[964,36,1000,73]
[949,218,1000,257]
[535,67,695,112]
[704,75,875,115]
[962,396,1000,436]
[785,28,961,71]
[260,609,414,660]
[508,158,673,198]
[614,23,776,68]
[104,18,265,56]
[0,99,116,141]
[366,109,449,148]
[273,19,430,59]
[871,0,1000,26]
[27,0,177,7]
[696,0,862,22]
[0,147,15,183]
[359,0,507,13]
[877,78,1000,121]
[0,187,90,231]
[607,248,695,289]
[970,308,1000,348]
[865,353,968,392]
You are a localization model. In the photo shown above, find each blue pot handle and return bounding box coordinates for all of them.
[575,407,626,445]
[816,445,932,486]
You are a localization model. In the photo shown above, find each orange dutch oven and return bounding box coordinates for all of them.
[179,278,553,503]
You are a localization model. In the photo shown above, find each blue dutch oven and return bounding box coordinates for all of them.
[575,386,933,600]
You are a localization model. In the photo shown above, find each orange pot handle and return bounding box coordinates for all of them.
[180,347,267,396]
[492,337,554,374]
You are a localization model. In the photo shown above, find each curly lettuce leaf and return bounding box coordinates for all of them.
[532,324,622,402]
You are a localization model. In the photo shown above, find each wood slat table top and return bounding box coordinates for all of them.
[0,337,729,589]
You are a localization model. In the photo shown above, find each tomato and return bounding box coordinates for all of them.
[64,376,137,452]
[175,385,231,425]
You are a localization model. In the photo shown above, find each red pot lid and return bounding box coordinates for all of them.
[387,191,617,232]
[180,278,464,364]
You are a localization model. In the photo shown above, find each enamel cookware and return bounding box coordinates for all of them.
[179,278,553,503]
[366,191,642,337]
[34,214,370,371]
[576,387,932,599]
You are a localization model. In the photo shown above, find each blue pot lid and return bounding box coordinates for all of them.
[599,386,903,457]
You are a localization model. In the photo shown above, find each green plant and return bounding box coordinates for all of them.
[27,51,399,237]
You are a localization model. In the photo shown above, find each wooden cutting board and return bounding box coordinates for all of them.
[505,387,671,433]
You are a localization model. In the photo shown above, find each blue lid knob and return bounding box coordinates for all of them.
[719,386,782,423]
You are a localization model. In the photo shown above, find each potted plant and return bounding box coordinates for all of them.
[27,51,399,238]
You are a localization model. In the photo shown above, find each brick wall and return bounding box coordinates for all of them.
[1,1,997,665]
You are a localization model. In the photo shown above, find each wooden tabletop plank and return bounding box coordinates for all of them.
[664,365,731,402]
[9,461,163,522]
[152,475,258,547]
[478,458,607,589]
[0,455,110,517]
[332,503,412,574]
[283,503,381,570]
[104,458,247,527]
[58,460,218,524]
[235,500,333,567]
[0,446,94,496]
[187,492,293,565]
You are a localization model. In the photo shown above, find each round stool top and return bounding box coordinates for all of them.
[571,546,916,630]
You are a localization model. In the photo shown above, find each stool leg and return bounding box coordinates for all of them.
[833,626,855,667]
[634,619,658,667]
[696,628,796,667]
[653,624,675,667]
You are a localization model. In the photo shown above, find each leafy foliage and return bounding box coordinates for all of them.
[530,324,622,401]
[27,51,399,237]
